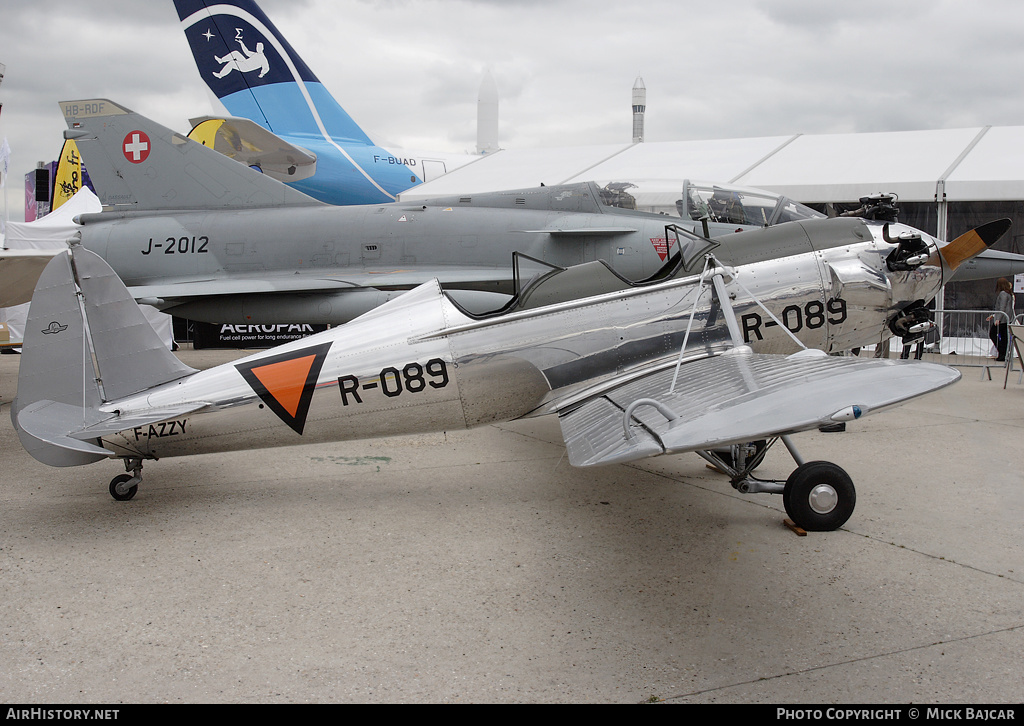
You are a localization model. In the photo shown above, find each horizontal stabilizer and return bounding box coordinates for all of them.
[558,348,961,467]
[15,400,211,467]
[15,400,111,467]
[13,247,203,467]
[72,403,211,440]
[188,116,317,182]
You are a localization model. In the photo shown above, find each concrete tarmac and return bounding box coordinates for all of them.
[0,347,1022,704]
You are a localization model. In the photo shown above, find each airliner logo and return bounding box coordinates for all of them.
[213,29,270,79]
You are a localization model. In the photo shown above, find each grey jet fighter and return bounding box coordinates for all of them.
[54,99,823,326]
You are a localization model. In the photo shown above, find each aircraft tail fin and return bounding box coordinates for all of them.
[173,0,374,145]
[61,98,319,211]
[51,138,86,211]
[12,247,198,467]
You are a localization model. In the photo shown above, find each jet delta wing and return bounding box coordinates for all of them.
[15,207,1007,529]
[172,0,475,204]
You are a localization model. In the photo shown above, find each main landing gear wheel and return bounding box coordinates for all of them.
[783,461,856,532]
[109,474,138,502]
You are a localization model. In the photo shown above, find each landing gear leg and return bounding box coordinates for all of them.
[109,459,143,501]
[712,439,769,472]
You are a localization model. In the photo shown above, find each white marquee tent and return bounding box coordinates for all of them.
[401,125,1024,242]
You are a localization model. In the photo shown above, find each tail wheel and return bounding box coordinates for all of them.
[783,461,855,531]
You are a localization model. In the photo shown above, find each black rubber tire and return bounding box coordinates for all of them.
[783,461,855,531]
[109,474,138,502]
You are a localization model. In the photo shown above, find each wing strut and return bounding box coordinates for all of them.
[711,269,745,347]
[576,251,960,532]
[669,253,807,395]
[669,255,714,393]
[640,252,816,489]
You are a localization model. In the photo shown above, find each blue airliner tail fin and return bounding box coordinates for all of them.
[173,0,373,145]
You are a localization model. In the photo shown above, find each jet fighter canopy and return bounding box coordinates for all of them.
[597,179,825,227]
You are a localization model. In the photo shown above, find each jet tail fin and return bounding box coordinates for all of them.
[13,247,198,467]
[61,98,320,211]
[173,0,374,145]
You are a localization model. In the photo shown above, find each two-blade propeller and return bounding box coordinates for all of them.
[932,218,1012,271]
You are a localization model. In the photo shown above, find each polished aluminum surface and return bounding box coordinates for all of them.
[85,222,949,463]
[809,485,840,515]
[556,348,960,467]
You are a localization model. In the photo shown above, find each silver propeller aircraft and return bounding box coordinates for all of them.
[51,99,825,324]
[12,208,1009,531]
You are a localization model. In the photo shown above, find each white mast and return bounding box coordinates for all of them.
[632,76,646,144]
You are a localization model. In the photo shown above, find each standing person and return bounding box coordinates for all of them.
[990,278,1017,362]
[900,338,924,360]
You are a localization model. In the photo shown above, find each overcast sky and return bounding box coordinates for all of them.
[2,0,1024,222]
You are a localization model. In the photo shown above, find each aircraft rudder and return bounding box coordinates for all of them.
[12,251,108,466]
[71,247,198,401]
[13,247,202,467]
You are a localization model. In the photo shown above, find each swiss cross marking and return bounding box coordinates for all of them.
[123,131,151,164]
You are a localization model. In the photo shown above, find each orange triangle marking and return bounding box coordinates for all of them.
[250,355,317,418]
[236,342,333,436]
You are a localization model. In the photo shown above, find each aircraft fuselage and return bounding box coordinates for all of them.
[75,184,757,324]
[91,217,944,462]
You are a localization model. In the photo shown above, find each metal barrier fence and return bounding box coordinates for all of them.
[885,309,1015,380]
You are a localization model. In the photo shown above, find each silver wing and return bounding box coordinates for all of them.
[126,265,516,300]
[557,347,961,468]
